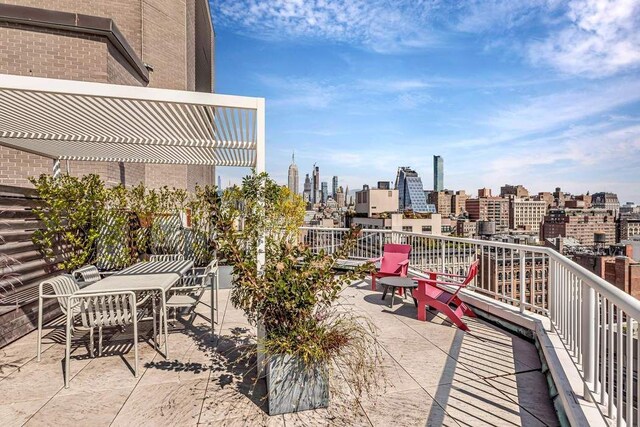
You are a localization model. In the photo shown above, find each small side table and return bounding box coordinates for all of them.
[378,276,418,309]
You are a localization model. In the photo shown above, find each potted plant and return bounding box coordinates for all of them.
[212,172,381,415]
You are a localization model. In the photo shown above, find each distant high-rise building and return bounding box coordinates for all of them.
[287,152,299,195]
[336,186,345,208]
[321,182,328,204]
[217,176,222,189]
[303,174,312,203]
[312,165,320,204]
[433,155,444,192]
[395,167,435,213]
[332,176,338,199]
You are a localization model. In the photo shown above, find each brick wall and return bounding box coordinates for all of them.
[0,23,107,82]
[142,0,187,90]
[187,165,215,192]
[0,0,216,191]
[1,0,143,56]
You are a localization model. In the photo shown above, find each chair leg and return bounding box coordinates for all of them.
[133,319,139,378]
[89,328,94,358]
[417,301,427,321]
[98,327,103,357]
[371,274,376,291]
[37,295,43,362]
[64,312,73,388]
[152,297,157,351]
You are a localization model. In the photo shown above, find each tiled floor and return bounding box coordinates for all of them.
[0,280,559,426]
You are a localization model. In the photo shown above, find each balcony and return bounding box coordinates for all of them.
[0,225,632,426]
[1,281,559,426]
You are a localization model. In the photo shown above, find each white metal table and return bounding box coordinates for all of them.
[116,260,194,276]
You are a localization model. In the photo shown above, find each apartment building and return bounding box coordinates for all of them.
[509,198,547,233]
[465,197,509,232]
[620,214,640,240]
[0,0,215,190]
[451,190,469,216]
[355,184,398,217]
[351,213,442,235]
[428,190,453,217]
[541,209,616,246]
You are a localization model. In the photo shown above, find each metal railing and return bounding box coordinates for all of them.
[300,226,640,426]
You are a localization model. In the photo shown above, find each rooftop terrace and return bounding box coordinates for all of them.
[0,279,558,426]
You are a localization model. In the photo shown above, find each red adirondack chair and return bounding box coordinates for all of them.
[370,244,411,292]
[413,260,479,331]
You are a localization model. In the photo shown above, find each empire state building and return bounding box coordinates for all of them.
[287,152,299,194]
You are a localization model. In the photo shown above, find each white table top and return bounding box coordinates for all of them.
[77,273,181,294]
[116,260,193,276]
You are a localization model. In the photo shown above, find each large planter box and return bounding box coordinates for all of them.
[267,354,329,415]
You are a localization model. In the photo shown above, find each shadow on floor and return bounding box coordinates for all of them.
[144,319,269,414]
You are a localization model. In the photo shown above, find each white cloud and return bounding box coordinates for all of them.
[454,0,553,33]
[529,0,640,77]
[213,0,440,53]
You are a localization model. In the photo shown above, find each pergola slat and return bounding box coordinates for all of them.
[0,74,265,169]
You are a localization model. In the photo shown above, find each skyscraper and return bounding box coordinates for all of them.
[395,167,435,213]
[303,174,312,203]
[287,152,299,195]
[321,182,328,204]
[332,176,338,199]
[433,155,443,192]
[312,164,320,204]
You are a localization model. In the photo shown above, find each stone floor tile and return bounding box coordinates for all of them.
[25,388,131,426]
[486,371,559,426]
[0,344,92,403]
[111,378,208,426]
[359,387,462,427]
[0,399,49,427]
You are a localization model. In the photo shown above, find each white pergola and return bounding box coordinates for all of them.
[0,73,265,173]
[0,73,266,267]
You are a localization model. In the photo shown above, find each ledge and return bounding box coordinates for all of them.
[0,3,149,83]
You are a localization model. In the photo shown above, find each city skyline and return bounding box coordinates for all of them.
[212,1,640,203]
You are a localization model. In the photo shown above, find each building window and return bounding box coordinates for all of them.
[402,226,412,232]
[422,226,432,232]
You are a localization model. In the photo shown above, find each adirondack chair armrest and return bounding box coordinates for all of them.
[398,259,410,266]
[368,256,383,263]
[423,270,465,279]
[415,278,465,288]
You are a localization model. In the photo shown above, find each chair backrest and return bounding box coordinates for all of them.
[71,292,136,328]
[72,265,101,285]
[379,244,412,274]
[149,253,185,262]
[41,275,79,315]
[460,260,480,288]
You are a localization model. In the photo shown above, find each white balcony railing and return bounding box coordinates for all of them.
[300,226,640,426]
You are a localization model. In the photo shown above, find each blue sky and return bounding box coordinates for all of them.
[210,0,640,203]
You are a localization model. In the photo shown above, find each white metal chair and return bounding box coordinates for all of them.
[167,259,218,323]
[71,265,101,288]
[149,254,184,262]
[65,291,138,388]
[37,275,95,361]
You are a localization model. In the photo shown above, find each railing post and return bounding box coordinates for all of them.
[582,281,595,402]
[548,258,555,330]
[519,250,526,313]
[441,240,446,273]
